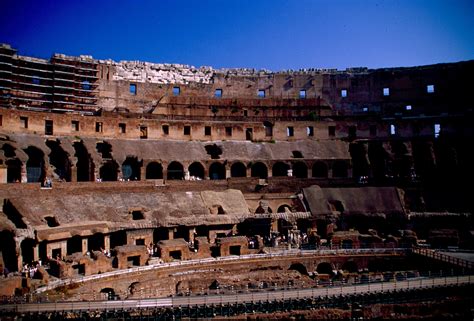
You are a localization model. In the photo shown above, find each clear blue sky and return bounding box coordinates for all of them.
[1,0,473,70]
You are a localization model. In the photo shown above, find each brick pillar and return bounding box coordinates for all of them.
[82,238,88,253]
[70,165,77,182]
[104,235,110,251]
[21,163,27,183]
[140,165,146,181]
[168,228,174,240]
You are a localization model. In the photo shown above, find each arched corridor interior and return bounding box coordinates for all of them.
[73,141,95,182]
[188,162,205,179]
[24,146,45,182]
[146,162,163,179]
[46,140,72,181]
[230,162,246,177]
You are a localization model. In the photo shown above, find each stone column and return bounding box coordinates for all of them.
[70,164,77,182]
[104,235,110,251]
[168,228,174,240]
[140,165,146,181]
[21,164,28,183]
[188,228,196,243]
[82,238,88,253]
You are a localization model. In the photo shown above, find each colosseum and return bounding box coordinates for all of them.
[0,43,473,319]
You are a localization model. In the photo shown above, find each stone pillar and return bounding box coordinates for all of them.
[70,165,77,182]
[188,228,196,243]
[33,244,39,262]
[82,238,88,253]
[21,164,27,183]
[104,235,110,251]
[140,165,146,181]
[271,218,278,233]
[0,165,7,183]
[168,228,174,240]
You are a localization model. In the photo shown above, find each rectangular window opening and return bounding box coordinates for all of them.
[257,89,265,98]
[287,126,294,137]
[119,123,126,134]
[246,128,253,141]
[162,125,169,135]
[225,126,232,137]
[32,76,40,85]
[204,126,211,136]
[20,116,28,129]
[82,80,91,91]
[215,89,222,98]
[307,126,314,137]
[328,126,336,137]
[427,85,435,93]
[95,122,103,133]
[362,107,368,112]
[405,105,412,111]
[72,120,79,131]
[390,124,396,136]
[341,89,347,98]
[299,89,306,99]
[173,86,180,96]
[184,125,191,136]
[130,83,137,95]
[383,88,390,96]
[45,120,53,135]
[140,126,148,139]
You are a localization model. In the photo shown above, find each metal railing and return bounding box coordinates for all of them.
[412,248,473,270]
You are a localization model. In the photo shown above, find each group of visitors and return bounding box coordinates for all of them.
[21,260,42,278]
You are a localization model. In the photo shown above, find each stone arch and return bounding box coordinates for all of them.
[277,204,292,213]
[46,139,72,181]
[167,161,184,180]
[289,263,308,275]
[122,156,142,181]
[272,162,289,177]
[146,162,163,179]
[341,260,358,273]
[312,161,328,178]
[332,160,348,178]
[316,262,334,275]
[6,158,22,183]
[100,160,119,181]
[230,162,246,177]
[293,161,308,178]
[188,162,205,179]
[251,162,268,179]
[73,141,95,182]
[67,235,83,255]
[128,282,140,295]
[209,162,225,180]
[24,146,45,183]
[20,238,36,265]
[100,287,117,300]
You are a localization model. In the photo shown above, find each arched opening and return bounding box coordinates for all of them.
[88,233,105,252]
[316,262,334,275]
[188,162,205,179]
[277,204,292,213]
[100,160,119,181]
[6,158,22,182]
[67,235,83,255]
[289,263,308,275]
[129,282,140,295]
[24,146,45,183]
[341,260,358,273]
[251,162,268,179]
[145,162,163,179]
[1,143,16,158]
[21,238,36,265]
[96,142,112,159]
[209,162,225,180]
[46,140,72,181]
[100,288,117,300]
[230,162,246,177]
[341,239,353,249]
[122,156,142,181]
[293,162,308,178]
[272,162,289,177]
[332,160,348,178]
[312,162,328,178]
[73,141,94,182]
[167,161,184,180]
[349,142,370,179]
[110,230,127,249]
[368,142,388,182]
[0,230,18,272]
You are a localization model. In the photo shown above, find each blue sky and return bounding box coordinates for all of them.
[0,0,473,70]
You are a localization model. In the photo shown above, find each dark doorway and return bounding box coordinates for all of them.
[0,231,18,272]
[6,158,22,182]
[293,162,308,178]
[229,245,241,255]
[332,161,348,178]
[251,162,268,179]
[73,141,95,182]
[67,235,83,255]
[167,161,184,180]
[312,162,328,178]
[188,162,205,179]
[46,140,71,181]
[272,162,289,177]
[21,238,35,265]
[209,162,225,180]
[169,251,182,260]
[24,146,45,183]
[100,160,119,181]
[146,162,163,179]
[88,233,105,252]
[230,162,246,177]
[122,156,142,180]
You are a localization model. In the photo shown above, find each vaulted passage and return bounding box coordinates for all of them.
[292,161,308,178]
[167,161,184,180]
[24,146,45,183]
[272,162,289,177]
[46,140,72,181]
[230,162,246,177]
[122,156,142,180]
[368,142,388,182]
[67,235,83,255]
[0,231,18,273]
[312,161,328,178]
[209,162,225,180]
[6,158,22,183]
[88,233,104,252]
[251,162,268,179]
[21,238,36,265]
[73,141,95,182]
[188,162,205,179]
[146,162,163,179]
[350,142,370,178]
[100,160,119,181]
